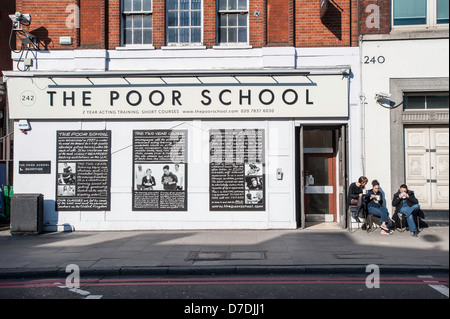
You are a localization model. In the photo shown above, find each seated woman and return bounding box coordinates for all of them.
[364,180,391,235]
[347,176,368,221]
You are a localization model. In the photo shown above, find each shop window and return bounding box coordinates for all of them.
[218,0,248,45]
[166,0,202,44]
[392,0,449,29]
[404,93,450,110]
[123,0,153,45]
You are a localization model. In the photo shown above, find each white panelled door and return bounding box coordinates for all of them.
[405,127,449,210]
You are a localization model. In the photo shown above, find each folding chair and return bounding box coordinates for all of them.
[396,211,421,233]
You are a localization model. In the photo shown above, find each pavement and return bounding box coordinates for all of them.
[0,223,448,279]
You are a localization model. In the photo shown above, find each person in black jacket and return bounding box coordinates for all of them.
[392,184,420,237]
[347,176,368,221]
[364,180,391,235]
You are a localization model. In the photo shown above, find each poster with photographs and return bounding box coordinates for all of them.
[133,130,187,211]
[210,129,265,211]
[56,131,111,211]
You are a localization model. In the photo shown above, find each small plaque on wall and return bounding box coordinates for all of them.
[19,161,51,174]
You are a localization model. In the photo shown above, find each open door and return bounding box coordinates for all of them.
[297,126,347,227]
[338,125,348,229]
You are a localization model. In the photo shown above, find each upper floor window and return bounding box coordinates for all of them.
[404,92,450,110]
[393,0,449,29]
[218,0,248,45]
[123,0,153,45]
[166,0,202,45]
[437,0,450,24]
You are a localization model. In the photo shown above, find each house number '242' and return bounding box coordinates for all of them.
[364,56,386,64]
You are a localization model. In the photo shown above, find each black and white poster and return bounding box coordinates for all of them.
[210,129,265,211]
[133,130,187,211]
[56,131,111,211]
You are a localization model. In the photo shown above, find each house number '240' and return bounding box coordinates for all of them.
[364,56,386,64]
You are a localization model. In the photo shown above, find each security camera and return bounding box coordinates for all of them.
[375,92,391,100]
[9,12,31,28]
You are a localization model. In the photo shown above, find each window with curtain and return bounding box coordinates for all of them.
[218,0,248,44]
[123,0,153,45]
[166,0,202,44]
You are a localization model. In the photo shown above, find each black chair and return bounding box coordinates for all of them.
[348,202,368,232]
[394,211,422,233]
[365,213,381,233]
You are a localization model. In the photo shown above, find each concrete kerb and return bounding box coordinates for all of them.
[0,265,448,279]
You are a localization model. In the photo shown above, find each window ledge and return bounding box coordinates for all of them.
[161,45,206,50]
[213,45,253,50]
[116,45,156,51]
[363,29,448,41]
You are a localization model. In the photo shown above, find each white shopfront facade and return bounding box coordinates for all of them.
[4,47,362,231]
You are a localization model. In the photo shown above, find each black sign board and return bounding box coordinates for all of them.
[210,129,265,211]
[56,130,111,211]
[19,161,51,174]
[132,130,188,211]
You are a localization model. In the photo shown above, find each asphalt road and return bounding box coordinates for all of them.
[0,273,448,302]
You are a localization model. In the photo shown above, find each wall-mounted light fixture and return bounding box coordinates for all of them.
[375,92,403,109]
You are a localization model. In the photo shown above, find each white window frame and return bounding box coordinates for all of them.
[391,0,449,31]
[165,0,204,47]
[217,0,249,47]
[121,0,154,48]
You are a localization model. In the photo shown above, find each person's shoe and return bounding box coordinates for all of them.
[381,230,391,235]
[410,231,418,237]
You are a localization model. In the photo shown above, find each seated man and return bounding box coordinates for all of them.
[392,184,421,237]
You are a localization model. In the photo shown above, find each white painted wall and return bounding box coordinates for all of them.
[13,119,297,230]
[361,36,449,207]
[9,46,362,230]
[296,47,362,184]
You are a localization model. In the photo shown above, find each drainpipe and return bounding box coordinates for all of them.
[359,34,366,177]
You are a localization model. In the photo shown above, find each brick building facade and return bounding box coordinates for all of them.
[15,0,361,50]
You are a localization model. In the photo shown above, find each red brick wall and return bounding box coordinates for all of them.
[108,0,121,49]
[0,0,16,117]
[79,0,105,49]
[15,0,361,51]
[267,0,294,46]
[249,0,266,48]
[295,0,358,47]
[16,0,79,50]
[152,0,165,49]
[0,0,15,72]
[359,0,391,35]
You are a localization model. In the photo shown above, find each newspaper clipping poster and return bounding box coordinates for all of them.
[133,130,187,211]
[210,129,265,211]
[56,130,111,211]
